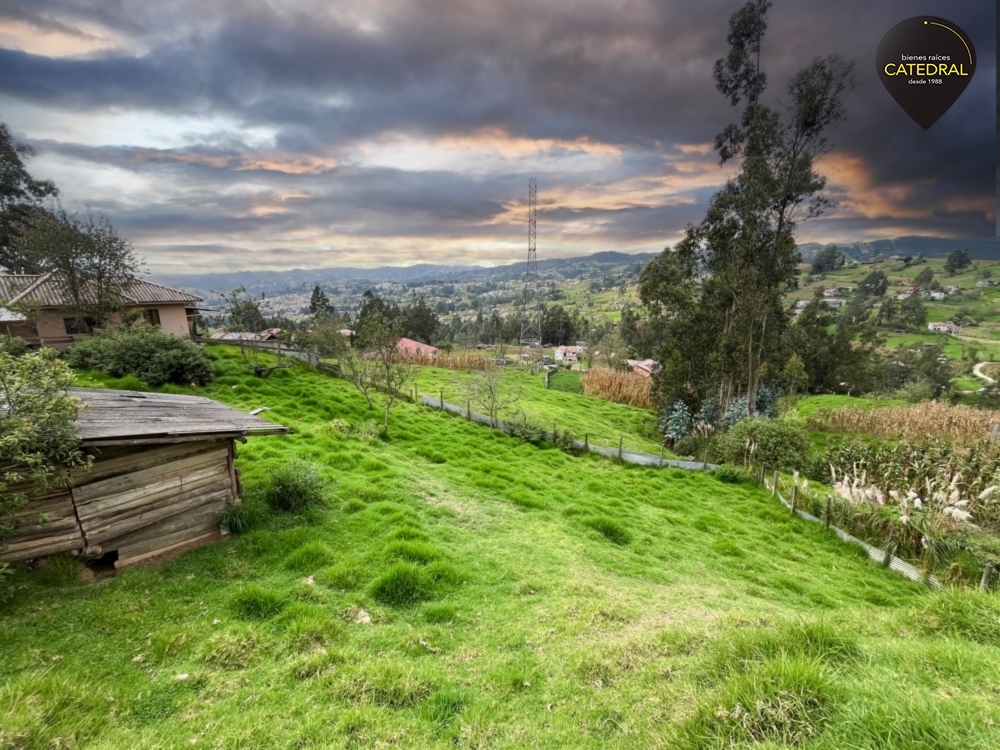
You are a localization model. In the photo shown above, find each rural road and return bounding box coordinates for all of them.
[973,362,996,385]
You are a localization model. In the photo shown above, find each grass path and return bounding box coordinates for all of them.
[2,345,1000,748]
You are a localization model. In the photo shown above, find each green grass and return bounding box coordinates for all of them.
[411,364,662,453]
[3,344,1000,748]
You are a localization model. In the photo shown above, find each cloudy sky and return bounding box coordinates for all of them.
[0,0,994,274]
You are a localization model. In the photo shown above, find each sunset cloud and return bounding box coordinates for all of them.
[0,0,993,274]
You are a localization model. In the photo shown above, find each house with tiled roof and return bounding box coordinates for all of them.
[397,337,438,357]
[0,273,203,349]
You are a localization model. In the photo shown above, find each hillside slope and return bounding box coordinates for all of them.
[2,347,999,749]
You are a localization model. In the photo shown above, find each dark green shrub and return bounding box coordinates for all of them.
[369,563,427,606]
[263,460,327,513]
[715,418,809,472]
[711,466,751,484]
[582,515,632,545]
[555,429,580,454]
[506,412,546,444]
[66,323,213,386]
[229,585,287,620]
[0,336,30,356]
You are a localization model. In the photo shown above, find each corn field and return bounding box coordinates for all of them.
[581,368,653,409]
[808,401,1000,440]
[402,351,497,371]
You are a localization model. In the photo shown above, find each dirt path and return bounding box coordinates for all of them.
[973,362,996,385]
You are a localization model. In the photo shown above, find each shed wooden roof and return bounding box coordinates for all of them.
[72,388,289,445]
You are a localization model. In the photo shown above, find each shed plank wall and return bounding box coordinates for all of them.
[0,440,239,566]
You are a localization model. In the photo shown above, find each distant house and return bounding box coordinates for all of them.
[820,298,847,309]
[626,358,658,377]
[929,291,946,301]
[822,288,839,297]
[554,345,579,363]
[397,337,438,357]
[0,273,203,349]
[0,388,287,568]
[928,321,959,335]
[793,300,810,310]
[476,343,493,350]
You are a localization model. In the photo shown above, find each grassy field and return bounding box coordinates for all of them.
[411,365,661,453]
[3,345,1000,748]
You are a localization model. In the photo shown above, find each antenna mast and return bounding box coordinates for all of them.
[519,177,541,350]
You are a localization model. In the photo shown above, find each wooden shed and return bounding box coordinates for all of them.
[1,388,288,569]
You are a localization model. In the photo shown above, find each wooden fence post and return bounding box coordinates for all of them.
[553,422,557,440]
[618,437,623,460]
[824,496,832,529]
[882,537,895,568]
[981,562,996,591]
[659,444,664,468]
[439,390,444,410]
[584,432,589,450]
[702,448,709,470]
[772,471,778,497]
[467,400,471,420]
[790,485,798,514]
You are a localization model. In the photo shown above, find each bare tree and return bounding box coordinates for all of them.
[219,286,291,377]
[363,310,414,433]
[340,345,379,410]
[465,365,519,434]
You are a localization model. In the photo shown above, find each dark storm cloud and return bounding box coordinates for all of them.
[0,0,994,272]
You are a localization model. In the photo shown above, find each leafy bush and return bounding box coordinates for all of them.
[262,460,327,513]
[506,411,546,444]
[554,429,580,454]
[715,418,809,471]
[369,562,427,606]
[0,336,30,356]
[66,323,213,386]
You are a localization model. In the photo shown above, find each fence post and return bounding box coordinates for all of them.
[584,432,589,450]
[790,485,798,514]
[553,422,557,440]
[981,562,996,591]
[772,471,778,497]
[467,400,471,420]
[882,537,895,568]
[824,496,832,529]
[702,448,709,470]
[618,437,623,460]
[439,390,444,410]
[659,444,664,468]
[758,465,765,485]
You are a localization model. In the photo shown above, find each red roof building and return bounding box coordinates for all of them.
[397,337,438,356]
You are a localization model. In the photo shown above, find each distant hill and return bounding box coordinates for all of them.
[797,236,1000,262]
[153,250,658,297]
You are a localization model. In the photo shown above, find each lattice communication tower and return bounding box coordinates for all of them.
[519,177,541,347]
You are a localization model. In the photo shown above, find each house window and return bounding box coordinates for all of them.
[63,317,88,335]
[143,309,161,327]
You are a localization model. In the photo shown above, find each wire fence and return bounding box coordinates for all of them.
[764,471,942,589]
[420,394,715,471]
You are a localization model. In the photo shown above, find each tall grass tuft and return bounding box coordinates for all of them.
[262,459,328,513]
[582,515,632,545]
[229,585,287,620]
[369,562,427,606]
